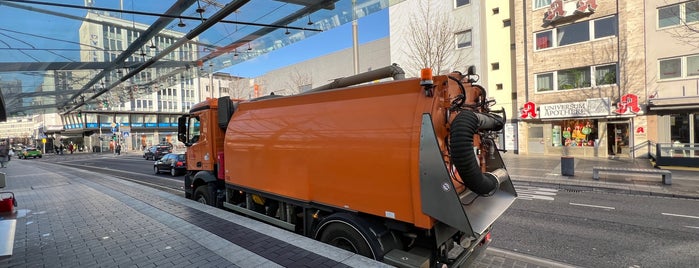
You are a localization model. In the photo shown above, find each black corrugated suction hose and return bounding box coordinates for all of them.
[449,110,504,196]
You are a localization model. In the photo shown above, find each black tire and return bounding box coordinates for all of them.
[154,166,160,174]
[194,185,211,205]
[170,167,177,177]
[318,221,374,259]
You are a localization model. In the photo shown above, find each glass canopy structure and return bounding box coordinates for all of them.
[0,0,399,121]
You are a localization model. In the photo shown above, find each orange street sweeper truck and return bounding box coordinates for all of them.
[178,64,517,267]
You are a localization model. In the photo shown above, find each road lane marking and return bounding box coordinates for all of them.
[662,213,699,219]
[684,226,699,229]
[516,186,558,201]
[569,202,615,210]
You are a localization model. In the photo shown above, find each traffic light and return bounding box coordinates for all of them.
[112,134,117,141]
[77,110,82,117]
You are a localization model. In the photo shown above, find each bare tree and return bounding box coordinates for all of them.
[285,68,313,94]
[227,78,250,100]
[402,0,464,75]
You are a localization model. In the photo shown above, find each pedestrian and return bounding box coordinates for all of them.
[115,143,121,156]
[68,143,74,154]
[0,142,8,168]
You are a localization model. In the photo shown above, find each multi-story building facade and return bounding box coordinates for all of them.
[199,72,251,100]
[514,0,646,158]
[42,10,204,151]
[645,0,699,159]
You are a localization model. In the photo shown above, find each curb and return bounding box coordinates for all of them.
[512,179,699,200]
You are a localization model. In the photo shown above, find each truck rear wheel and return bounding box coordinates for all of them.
[319,222,373,258]
[194,185,211,205]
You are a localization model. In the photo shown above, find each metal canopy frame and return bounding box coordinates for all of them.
[0,0,396,120]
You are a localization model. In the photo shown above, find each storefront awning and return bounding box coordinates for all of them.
[648,96,699,113]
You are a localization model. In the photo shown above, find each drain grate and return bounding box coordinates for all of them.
[561,186,593,193]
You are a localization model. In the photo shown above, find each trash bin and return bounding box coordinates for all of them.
[561,156,574,176]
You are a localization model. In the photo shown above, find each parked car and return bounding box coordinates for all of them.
[143,145,171,160]
[20,147,42,159]
[154,153,186,176]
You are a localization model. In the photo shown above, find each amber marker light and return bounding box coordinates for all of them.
[420,68,433,86]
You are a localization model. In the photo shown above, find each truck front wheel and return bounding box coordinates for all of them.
[194,185,211,205]
[318,221,374,259]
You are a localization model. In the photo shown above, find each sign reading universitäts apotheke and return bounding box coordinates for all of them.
[539,98,610,119]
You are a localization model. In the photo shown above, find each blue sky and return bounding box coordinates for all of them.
[224,9,389,78]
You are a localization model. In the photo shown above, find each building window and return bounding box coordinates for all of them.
[658,5,681,28]
[558,67,591,90]
[535,16,617,51]
[687,55,699,77]
[492,7,499,14]
[534,0,551,9]
[557,22,590,46]
[594,16,617,39]
[536,31,552,50]
[687,1,699,24]
[455,30,472,48]
[659,58,682,79]
[496,83,503,90]
[503,19,511,27]
[491,62,500,70]
[536,73,554,92]
[536,64,616,92]
[455,0,470,8]
[594,64,617,86]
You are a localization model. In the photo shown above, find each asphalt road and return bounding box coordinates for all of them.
[492,184,699,267]
[57,154,185,195]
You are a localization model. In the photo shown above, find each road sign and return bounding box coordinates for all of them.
[123,131,130,137]
[42,138,46,144]
[111,128,117,133]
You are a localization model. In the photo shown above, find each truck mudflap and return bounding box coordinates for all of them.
[419,113,517,238]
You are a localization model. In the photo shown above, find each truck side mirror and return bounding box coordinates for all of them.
[218,96,237,130]
[177,116,188,143]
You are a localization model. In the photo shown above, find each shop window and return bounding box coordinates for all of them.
[557,67,591,90]
[536,73,554,92]
[671,114,690,143]
[553,120,598,147]
[659,58,682,79]
[658,5,681,28]
[557,22,590,46]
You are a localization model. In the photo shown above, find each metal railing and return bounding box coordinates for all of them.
[650,141,699,167]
